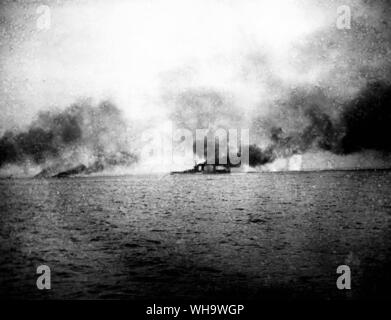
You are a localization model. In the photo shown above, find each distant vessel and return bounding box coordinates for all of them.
[170,133,241,174]
[171,161,234,174]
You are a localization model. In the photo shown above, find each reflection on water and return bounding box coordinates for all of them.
[1,171,391,299]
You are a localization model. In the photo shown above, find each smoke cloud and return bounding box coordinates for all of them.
[0,100,137,177]
[246,80,391,167]
[1,0,391,174]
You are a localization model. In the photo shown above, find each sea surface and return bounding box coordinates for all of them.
[1,171,391,300]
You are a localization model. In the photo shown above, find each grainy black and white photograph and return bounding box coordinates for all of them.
[0,0,391,312]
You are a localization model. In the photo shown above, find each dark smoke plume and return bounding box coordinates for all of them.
[340,81,391,154]
[2,81,391,174]
[248,145,275,167]
[248,81,391,167]
[0,100,137,176]
[167,81,391,168]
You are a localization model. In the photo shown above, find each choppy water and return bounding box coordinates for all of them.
[1,171,391,300]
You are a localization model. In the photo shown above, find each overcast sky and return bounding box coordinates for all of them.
[0,0,356,128]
